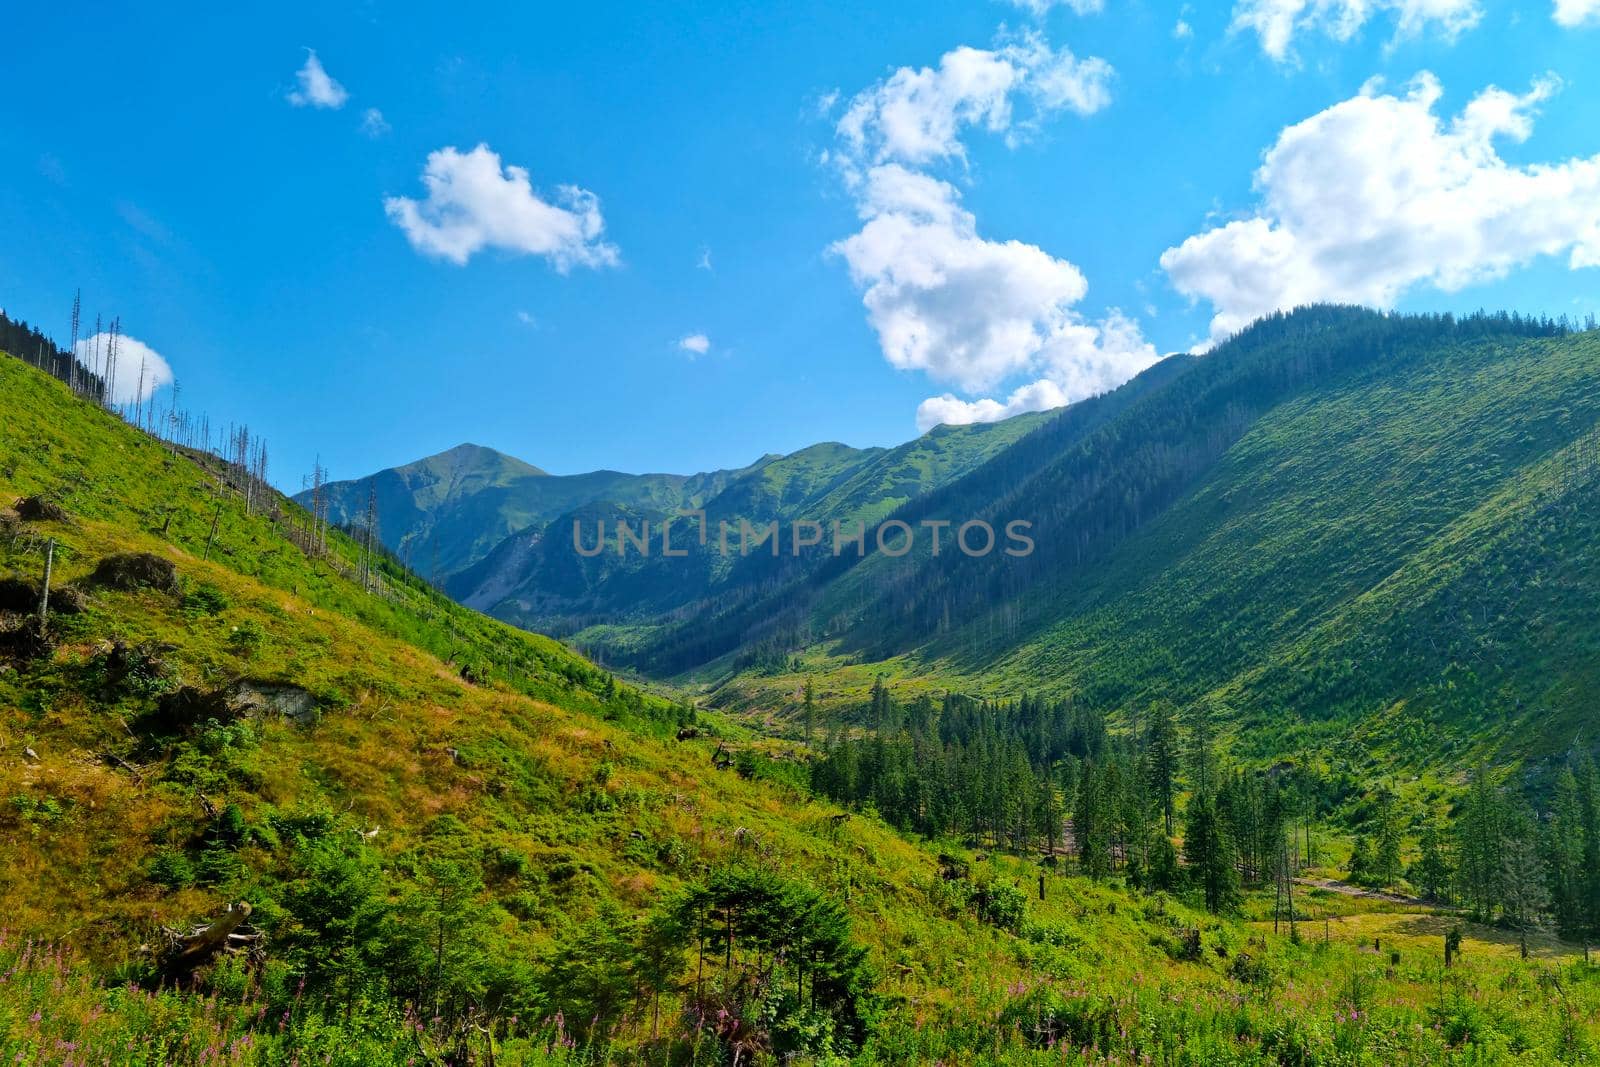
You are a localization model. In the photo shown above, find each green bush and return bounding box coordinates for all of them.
[181,582,230,615]
[149,848,195,888]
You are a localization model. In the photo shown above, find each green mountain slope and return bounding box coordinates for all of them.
[721,308,1600,766]
[436,412,1049,645]
[7,334,1600,1065]
[307,442,761,578]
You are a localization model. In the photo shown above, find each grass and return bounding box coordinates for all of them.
[5,351,1600,1063]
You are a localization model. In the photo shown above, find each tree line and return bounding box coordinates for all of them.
[809,677,1600,953]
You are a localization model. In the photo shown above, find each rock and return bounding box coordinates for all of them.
[87,552,178,593]
[228,680,318,725]
[13,496,68,523]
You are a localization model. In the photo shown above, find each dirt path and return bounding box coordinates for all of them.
[1294,877,1431,908]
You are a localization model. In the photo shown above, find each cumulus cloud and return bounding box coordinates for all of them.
[287,49,348,109]
[360,108,390,137]
[678,333,711,356]
[1231,0,1481,60]
[829,33,1148,430]
[1554,0,1600,26]
[835,35,1112,170]
[384,144,619,270]
[1161,73,1600,346]
[75,333,173,403]
[832,165,1155,418]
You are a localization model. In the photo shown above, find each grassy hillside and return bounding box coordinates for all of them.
[713,310,1600,770]
[8,344,1600,1064]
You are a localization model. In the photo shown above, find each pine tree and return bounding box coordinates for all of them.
[1373,793,1404,890]
[1412,822,1453,903]
[1147,701,1180,836]
[1456,763,1504,921]
[1500,808,1551,960]
[1185,794,1240,914]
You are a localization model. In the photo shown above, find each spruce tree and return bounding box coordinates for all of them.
[1185,794,1240,914]
[1412,823,1453,903]
[1347,834,1374,887]
[1456,763,1504,921]
[1147,700,1180,836]
[802,676,816,747]
[1500,807,1551,960]
[1373,793,1404,891]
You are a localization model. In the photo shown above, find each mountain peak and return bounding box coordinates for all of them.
[415,442,549,479]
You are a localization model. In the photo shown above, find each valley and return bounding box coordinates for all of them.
[4,307,1600,1063]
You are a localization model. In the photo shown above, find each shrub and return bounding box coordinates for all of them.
[182,582,230,615]
[973,880,1027,933]
[149,848,196,889]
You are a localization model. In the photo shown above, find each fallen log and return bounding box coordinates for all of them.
[163,901,259,977]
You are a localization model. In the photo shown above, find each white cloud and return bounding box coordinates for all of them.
[678,333,711,356]
[832,165,1156,419]
[1008,0,1105,15]
[1555,0,1600,26]
[829,33,1146,431]
[697,246,713,271]
[918,378,1069,430]
[835,35,1112,169]
[287,49,348,109]
[1231,0,1481,60]
[916,312,1153,429]
[75,333,173,403]
[384,144,620,270]
[516,310,536,325]
[1175,18,1194,37]
[360,108,390,137]
[1161,73,1600,346]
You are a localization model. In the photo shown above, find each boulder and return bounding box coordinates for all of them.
[228,680,318,725]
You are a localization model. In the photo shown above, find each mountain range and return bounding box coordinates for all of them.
[309,305,1600,766]
[7,304,1600,1063]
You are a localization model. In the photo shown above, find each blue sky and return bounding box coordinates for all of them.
[4,0,1600,487]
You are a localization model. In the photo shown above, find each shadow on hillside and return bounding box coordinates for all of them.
[1388,913,1587,961]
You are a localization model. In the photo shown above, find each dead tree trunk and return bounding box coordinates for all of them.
[203,500,222,561]
[39,539,54,625]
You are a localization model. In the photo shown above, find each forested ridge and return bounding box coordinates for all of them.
[7,310,1600,1063]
